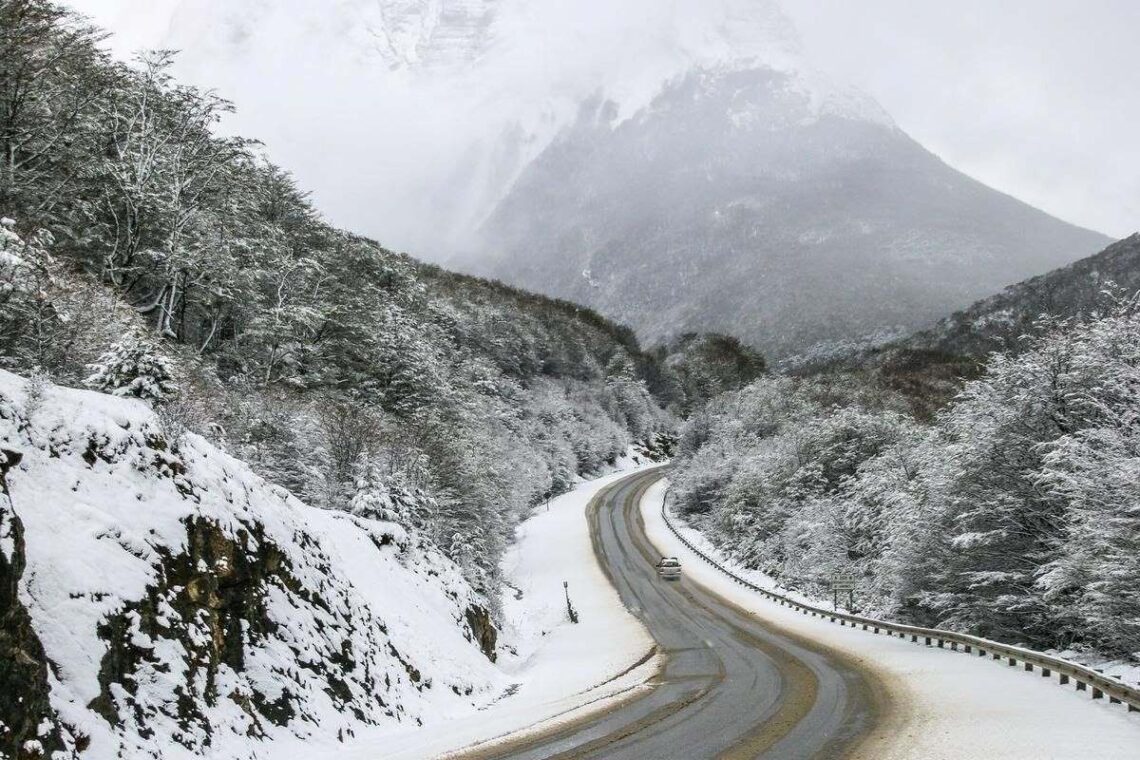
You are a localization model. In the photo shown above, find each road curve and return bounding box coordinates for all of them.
[469,469,882,760]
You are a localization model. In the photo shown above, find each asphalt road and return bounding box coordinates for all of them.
[474,469,880,760]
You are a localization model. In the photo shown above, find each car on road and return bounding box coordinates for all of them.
[656,556,682,581]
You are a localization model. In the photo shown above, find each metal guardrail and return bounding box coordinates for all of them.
[659,493,1140,713]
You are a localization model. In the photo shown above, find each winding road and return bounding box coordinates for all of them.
[471,469,881,760]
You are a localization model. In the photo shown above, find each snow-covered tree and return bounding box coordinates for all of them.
[350,457,438,533]
[85,335,178,403]
[0,1,684,610]
[1034,304,1140,655]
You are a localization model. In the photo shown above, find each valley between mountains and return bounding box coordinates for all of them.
[3,1,1140,758]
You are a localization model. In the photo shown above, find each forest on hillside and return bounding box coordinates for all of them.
[8,0,1135,672]
[670,301,1140,660]
[0,0,774,598]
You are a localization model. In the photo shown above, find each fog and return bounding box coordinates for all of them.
[66,0,1138,259]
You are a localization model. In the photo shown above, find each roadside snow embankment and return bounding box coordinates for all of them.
[0,370,505,760]
[373,463,662,760]
[0,364,663,760]
[641,478,1140,760]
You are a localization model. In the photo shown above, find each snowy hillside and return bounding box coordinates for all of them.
[0,370,504,758]
[896,233,1140,358]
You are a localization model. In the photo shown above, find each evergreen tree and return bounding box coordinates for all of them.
[85,334,177,403]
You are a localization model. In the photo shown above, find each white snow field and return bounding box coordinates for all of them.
[640,478,1140,760]
[372,462,663,760]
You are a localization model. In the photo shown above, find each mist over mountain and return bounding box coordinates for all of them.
[68,0,807,255]
[470,52,1110,357]
[71,0,1114,358]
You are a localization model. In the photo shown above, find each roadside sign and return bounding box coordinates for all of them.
[830,573,857,611]
[830,573,857,591]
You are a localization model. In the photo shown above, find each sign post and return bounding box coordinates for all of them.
[829,573,857,611]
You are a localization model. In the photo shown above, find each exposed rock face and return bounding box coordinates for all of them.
[464,605,497,662]
[87,517,348,742]
[0,370,505,758]
[0,449,76,759]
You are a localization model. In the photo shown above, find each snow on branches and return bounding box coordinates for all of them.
[85,334,178,404]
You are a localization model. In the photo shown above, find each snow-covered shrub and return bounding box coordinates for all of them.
[0,219,56,371]
[85,335,178,404]
[350,457,437,533]
[21,367,49,419]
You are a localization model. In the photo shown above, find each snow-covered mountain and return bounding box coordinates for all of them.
[69,0,812,254]
[369,0,498,69]
[469,59,1111,357]
[72,0,1113,357]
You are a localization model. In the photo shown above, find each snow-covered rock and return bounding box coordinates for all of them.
[0,370,503,759]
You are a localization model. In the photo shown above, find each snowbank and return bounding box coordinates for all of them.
[641,478,1140,759]
[372,461,662,759]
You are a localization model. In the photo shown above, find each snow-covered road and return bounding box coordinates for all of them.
[475,468,879,759]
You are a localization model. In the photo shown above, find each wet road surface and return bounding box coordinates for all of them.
[473,469,879,760]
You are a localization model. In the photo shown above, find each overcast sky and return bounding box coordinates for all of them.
[783,0,1139,239]
[68,0,1138,243]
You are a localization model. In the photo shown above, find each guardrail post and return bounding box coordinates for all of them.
[874,626,879,634]
[911,634,918,643]
[925,636,932,646]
